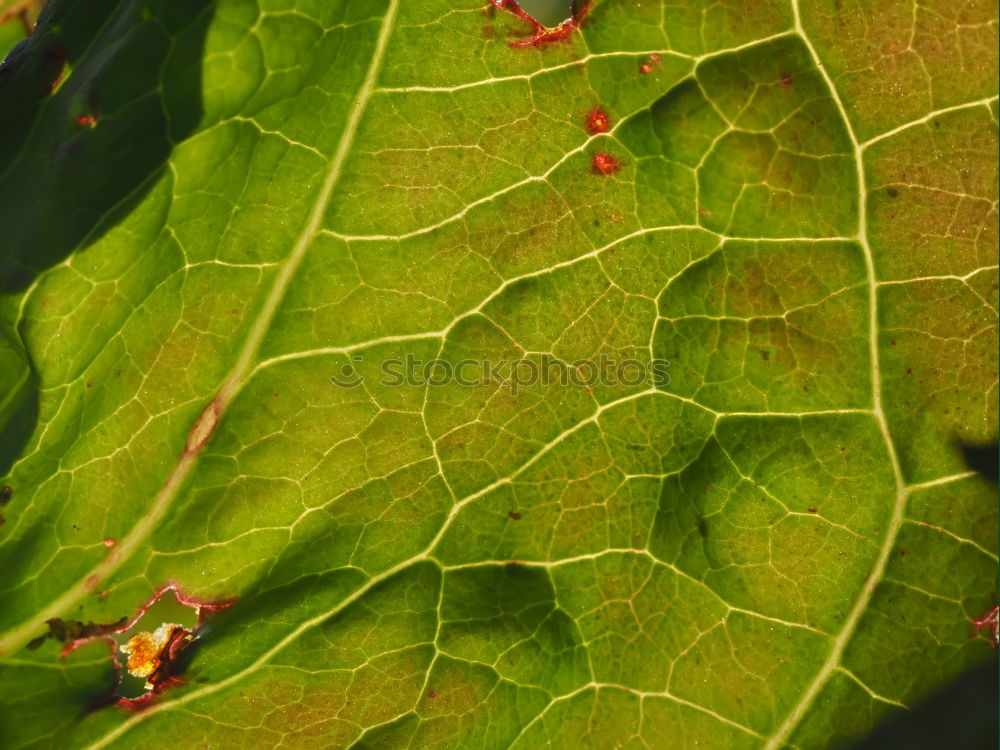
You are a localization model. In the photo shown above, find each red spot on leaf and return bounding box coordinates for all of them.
[585,106,610,134]
[102,538,117,548]
[428,689,439,699]
[639,53,661,75]
[972,604,999,648]
[43,46,67,92]
[591,151,620,176]
[75,113,99,127]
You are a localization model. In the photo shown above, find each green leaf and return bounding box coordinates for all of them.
[0,0,996,747]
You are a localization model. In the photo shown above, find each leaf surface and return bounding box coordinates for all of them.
[0,1,996,747]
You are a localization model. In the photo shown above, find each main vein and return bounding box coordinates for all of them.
[764,3,908,747]
[0,0,402,659]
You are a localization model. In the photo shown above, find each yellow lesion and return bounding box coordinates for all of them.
[120,623,189,690]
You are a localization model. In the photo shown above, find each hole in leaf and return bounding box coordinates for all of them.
[515,0,572,28]
[108,589,199,700]
[43,584,232,709]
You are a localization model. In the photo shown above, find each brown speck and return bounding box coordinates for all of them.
[780,74,794,86]
[807,507,818,513]
[508,511,522,520]
[428,689,439,699]
[0,485,12,505]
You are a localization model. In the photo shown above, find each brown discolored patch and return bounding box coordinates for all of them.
[507,511,522,520]
[27,616,130,651]
[185,397,222,454]
[0,485,11,505]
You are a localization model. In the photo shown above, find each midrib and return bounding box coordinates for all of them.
[0,0,402,659]
[763,2,908,747]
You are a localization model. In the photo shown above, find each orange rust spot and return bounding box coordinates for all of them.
[591,151,620,176]
[428,689,439,699]
[120,623,192,690]
[585,106,610,134]
[85,574,100,591]
[186,398,222,453]
[75,113,99,127]
[102,538,116,548]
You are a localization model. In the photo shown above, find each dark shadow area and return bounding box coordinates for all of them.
[0,0,215,292]
[0,0,216,477]
[0,326,35,478]
[958,440,999,487]
[849,657,998,750]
